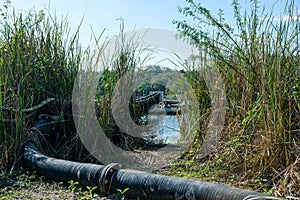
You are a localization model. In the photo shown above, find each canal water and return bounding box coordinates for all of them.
[143,105,181,144]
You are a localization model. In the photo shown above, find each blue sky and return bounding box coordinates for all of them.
[8,0,299,48]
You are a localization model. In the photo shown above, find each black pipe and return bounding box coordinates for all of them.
[22,140,270,200]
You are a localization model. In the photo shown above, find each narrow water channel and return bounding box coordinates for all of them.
[143,105,181,144]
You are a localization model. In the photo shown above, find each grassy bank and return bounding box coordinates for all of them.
[0,171,123,199]
[172,0,299,197]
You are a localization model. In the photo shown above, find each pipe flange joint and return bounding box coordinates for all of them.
[99,163,121,194]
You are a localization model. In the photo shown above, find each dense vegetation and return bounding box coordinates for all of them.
[171,0,299,197]
[0,0,299,198]
[0,2,82,169]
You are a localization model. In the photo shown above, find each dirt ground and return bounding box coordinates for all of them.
[0,171,123,200]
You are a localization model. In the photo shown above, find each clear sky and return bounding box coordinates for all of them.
[8,0,299,48]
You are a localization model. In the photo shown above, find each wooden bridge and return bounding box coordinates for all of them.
[134,92,161,116]
[134,92,182,116]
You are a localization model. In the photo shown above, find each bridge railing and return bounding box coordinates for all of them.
[135,92,160,104]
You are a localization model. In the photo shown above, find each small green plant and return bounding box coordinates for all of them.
[68,180,100,199]
[117,187,129,199]
[85,185,98,198]
[68,180,79,193]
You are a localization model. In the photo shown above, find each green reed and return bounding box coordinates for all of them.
[174,0,299,195]
[95,20,152,147]
[0,3,82,170]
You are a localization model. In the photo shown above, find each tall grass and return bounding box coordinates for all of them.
[174,0,299,196]
[0,4,153,171]
[0,3,82,170]
[95,21,153,148]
